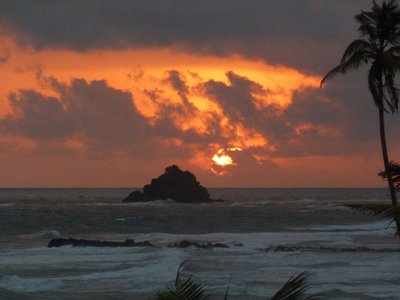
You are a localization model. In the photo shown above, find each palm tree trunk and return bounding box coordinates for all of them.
[378,104,400,234]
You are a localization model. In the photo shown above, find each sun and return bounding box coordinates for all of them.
[212,149,234,166]
[211,147,242,175]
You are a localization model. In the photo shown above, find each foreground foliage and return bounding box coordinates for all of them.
[347,203,400,228]
[348,160,400,235]
[270,272,319,300]
[156,263,209,300]
[155,263,319,300]
[379,161,400,189]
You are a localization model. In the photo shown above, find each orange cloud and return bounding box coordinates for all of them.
[0,36,325,181]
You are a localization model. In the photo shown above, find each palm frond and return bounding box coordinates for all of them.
[368,63,382,109]
[384,45,400,55]
[357,0,400,44]
[378,161,400,188]
[155,263,210,300]
[320,65,341,87]
[223,276,231,300]
[346,203,400,223]
[322,0,400,92]
[383,69,399,112]
[321,51,367,86]
[270,272,319,300]
[340,39,372,65]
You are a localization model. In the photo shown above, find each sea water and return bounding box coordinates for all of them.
[0,188,399,299]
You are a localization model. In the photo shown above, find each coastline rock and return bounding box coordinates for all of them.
[123,165,218,203]
[48,238,230,249]
[263,245,400,253]
[48,238,154,248]
[167,240,229,249]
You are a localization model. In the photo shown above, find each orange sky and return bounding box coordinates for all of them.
[0,34,396,188]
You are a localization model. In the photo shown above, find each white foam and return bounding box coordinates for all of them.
[228,200,270,207]
[126,199,177,206]
[40,229,61,239]
[291,220,393,234]
[297,198,319,205]
[0,202,16,207]
[2,228,400,298]
[132,231,351,250]
[0,275,61,292]
[62,248,186,292]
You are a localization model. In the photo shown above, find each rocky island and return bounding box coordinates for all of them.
[122,165,220,203]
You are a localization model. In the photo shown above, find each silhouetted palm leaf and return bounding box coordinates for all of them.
[223,277,231,300]
[155,263,210,300]
[347,203,400,223]
[157,264,319,300]
[270,272,319,300]
[379,161,400,189]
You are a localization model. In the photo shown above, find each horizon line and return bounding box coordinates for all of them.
[0,186,388,190]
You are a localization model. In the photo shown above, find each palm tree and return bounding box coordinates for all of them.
[321,0,400,233]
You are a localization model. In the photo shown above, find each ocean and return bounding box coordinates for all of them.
[0,188,399,299]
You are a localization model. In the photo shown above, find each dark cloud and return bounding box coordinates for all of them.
[199,70,393,158]
[0,41,10,63]
[2,91,74,140]
[0,0,369,73]
[0,79,147,153]
[0,76,226,159]
[204,71,263,126]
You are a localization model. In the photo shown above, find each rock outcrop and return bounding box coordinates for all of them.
[48,238,154,248]
[122,165,216,203]
[263,245,400,252]
[167,240,229,249]
[47,238,231,249]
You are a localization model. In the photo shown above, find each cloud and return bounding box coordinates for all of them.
[199,69,396,160]
[0,41,10,63]
[0,75,227,161]
[204,71,264,127]
[2,66,395,165]
[0,78,148,153]
[1,91,74,140]
[0,0,369,73]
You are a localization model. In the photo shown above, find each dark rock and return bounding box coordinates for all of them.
[123,165,216,203]
[48,238,154,248]
[263,245,400,253]
[167,240,229,249]
[122,190,146,202]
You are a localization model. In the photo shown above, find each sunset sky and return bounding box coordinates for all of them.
[0,1,399,188]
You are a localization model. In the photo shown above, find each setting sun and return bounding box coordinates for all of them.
[211,147,243,176]
[212,147,243,167]
[212,151,233,166]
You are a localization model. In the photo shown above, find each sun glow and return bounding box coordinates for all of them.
[212,151,233,166]
[212,147,242,171]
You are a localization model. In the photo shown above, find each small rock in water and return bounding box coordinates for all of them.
[122,165,219,203]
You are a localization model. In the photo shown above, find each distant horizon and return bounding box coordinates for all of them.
[0,186,389,190]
